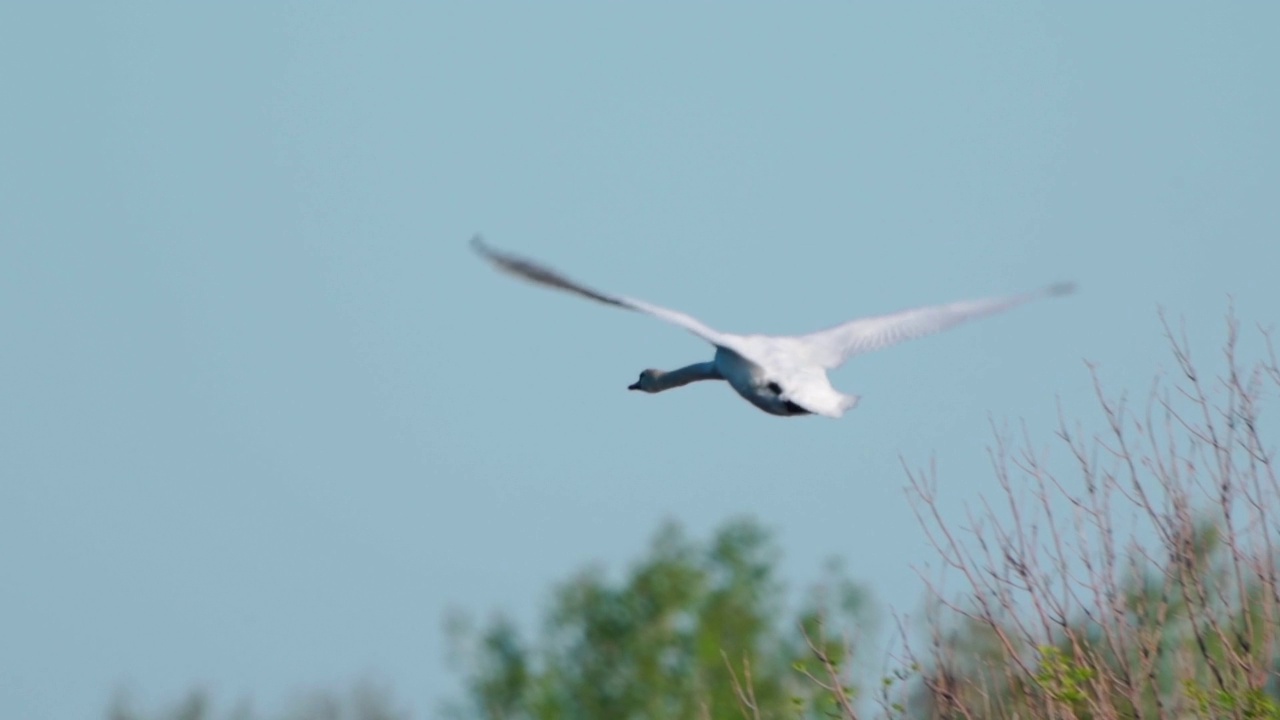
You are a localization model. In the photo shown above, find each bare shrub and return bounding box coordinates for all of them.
[887,310,1280,719]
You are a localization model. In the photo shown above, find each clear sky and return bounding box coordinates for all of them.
[2,4,1278,718]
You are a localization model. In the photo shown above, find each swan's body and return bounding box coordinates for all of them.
[472,237,1073,419]
[713,347,824,417]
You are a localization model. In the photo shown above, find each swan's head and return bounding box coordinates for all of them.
[628,369,662,392]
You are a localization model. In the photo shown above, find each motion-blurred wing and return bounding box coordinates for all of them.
[471,236,733,348]
[797,283,1076,369]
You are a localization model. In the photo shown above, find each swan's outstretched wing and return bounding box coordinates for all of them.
[472,237,733,347]
[796,283,1076,369]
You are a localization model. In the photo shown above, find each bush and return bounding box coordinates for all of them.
[891,311,1280,719]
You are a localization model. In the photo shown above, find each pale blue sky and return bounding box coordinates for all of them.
[2,4,1278,718]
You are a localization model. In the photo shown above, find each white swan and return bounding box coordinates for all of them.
[472,237,1074,418]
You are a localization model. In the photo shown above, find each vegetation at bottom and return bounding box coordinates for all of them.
[106,312,1280,719]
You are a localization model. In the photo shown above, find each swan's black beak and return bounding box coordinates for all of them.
[627,381,641,391]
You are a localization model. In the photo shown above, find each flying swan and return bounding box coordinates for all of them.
[472,237,1074,418]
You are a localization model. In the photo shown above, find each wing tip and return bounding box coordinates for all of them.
[1046,281,1077,297]
[471,234,518,271]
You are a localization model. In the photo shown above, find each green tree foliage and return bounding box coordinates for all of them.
[443,517,873,720]
[106,682,408,720]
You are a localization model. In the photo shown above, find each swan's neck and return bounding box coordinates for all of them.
[652,362,723,392]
